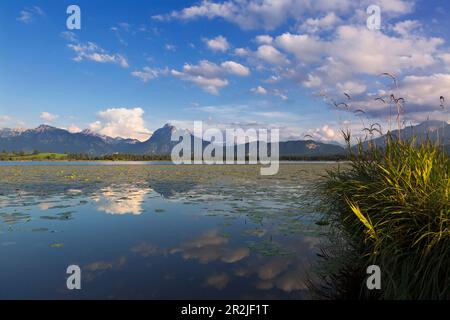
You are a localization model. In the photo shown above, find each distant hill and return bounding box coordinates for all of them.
[1,121,447,158]
[0,125,137,155]
[364,120,450,148]
[279,140,345,156]
[0,123,346,157]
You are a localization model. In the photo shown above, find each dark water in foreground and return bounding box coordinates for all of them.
[0,164,337,299]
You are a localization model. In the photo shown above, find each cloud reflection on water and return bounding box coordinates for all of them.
[0,164,331,299]
[170,230,250,264]
[93,185,152,215]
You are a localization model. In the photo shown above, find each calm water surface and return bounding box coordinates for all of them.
[0,163,338,299]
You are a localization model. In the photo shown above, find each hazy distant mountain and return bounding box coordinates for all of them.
[219,139,346,159]
[0,128,25,138]
[0,123,346,157]
[0,124,203,156]
[366,120,450,148]
[135,125,346,157]
[77,129,140,153]
[135,123,182,155]
[2,121,445,158]
[279,140,345,156]
[0,125,138,155]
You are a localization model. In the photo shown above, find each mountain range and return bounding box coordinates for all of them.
[0,121,448,157]
[367,120,450,147]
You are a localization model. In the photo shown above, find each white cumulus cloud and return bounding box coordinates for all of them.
[204,35,230,52]
[68,125,82,133]
[40,112,59,123]
[255,35,273,44]
[171,60,250,94]
[400,73,450,108]
[220,61,250,76]
[256,45,288,65]
[154,0,354,30]
[131,67,162,83]
[299,12,340,33]
[90,108,152,141]
[251,86,268,95]
[303,74,322,88]
[67,42,129,68]
[234,48,250,56]
[393,20,421,36]
[336,81,367,95]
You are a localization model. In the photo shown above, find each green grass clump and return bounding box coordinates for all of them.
[318,137,449,299]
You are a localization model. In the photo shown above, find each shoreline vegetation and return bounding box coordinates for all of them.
[313,130,449,298]
[0,151,349,162]
[0,152,172,162]
[308,69,449,299]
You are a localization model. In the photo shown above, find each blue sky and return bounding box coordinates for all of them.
[0,0,449,142]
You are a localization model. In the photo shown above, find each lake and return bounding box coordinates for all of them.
[0,163,339,299]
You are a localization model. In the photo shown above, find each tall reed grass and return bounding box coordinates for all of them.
[314,73,449,299]
[316,134,449,299]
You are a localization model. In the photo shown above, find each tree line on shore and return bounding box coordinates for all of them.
[0,150,349,161]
